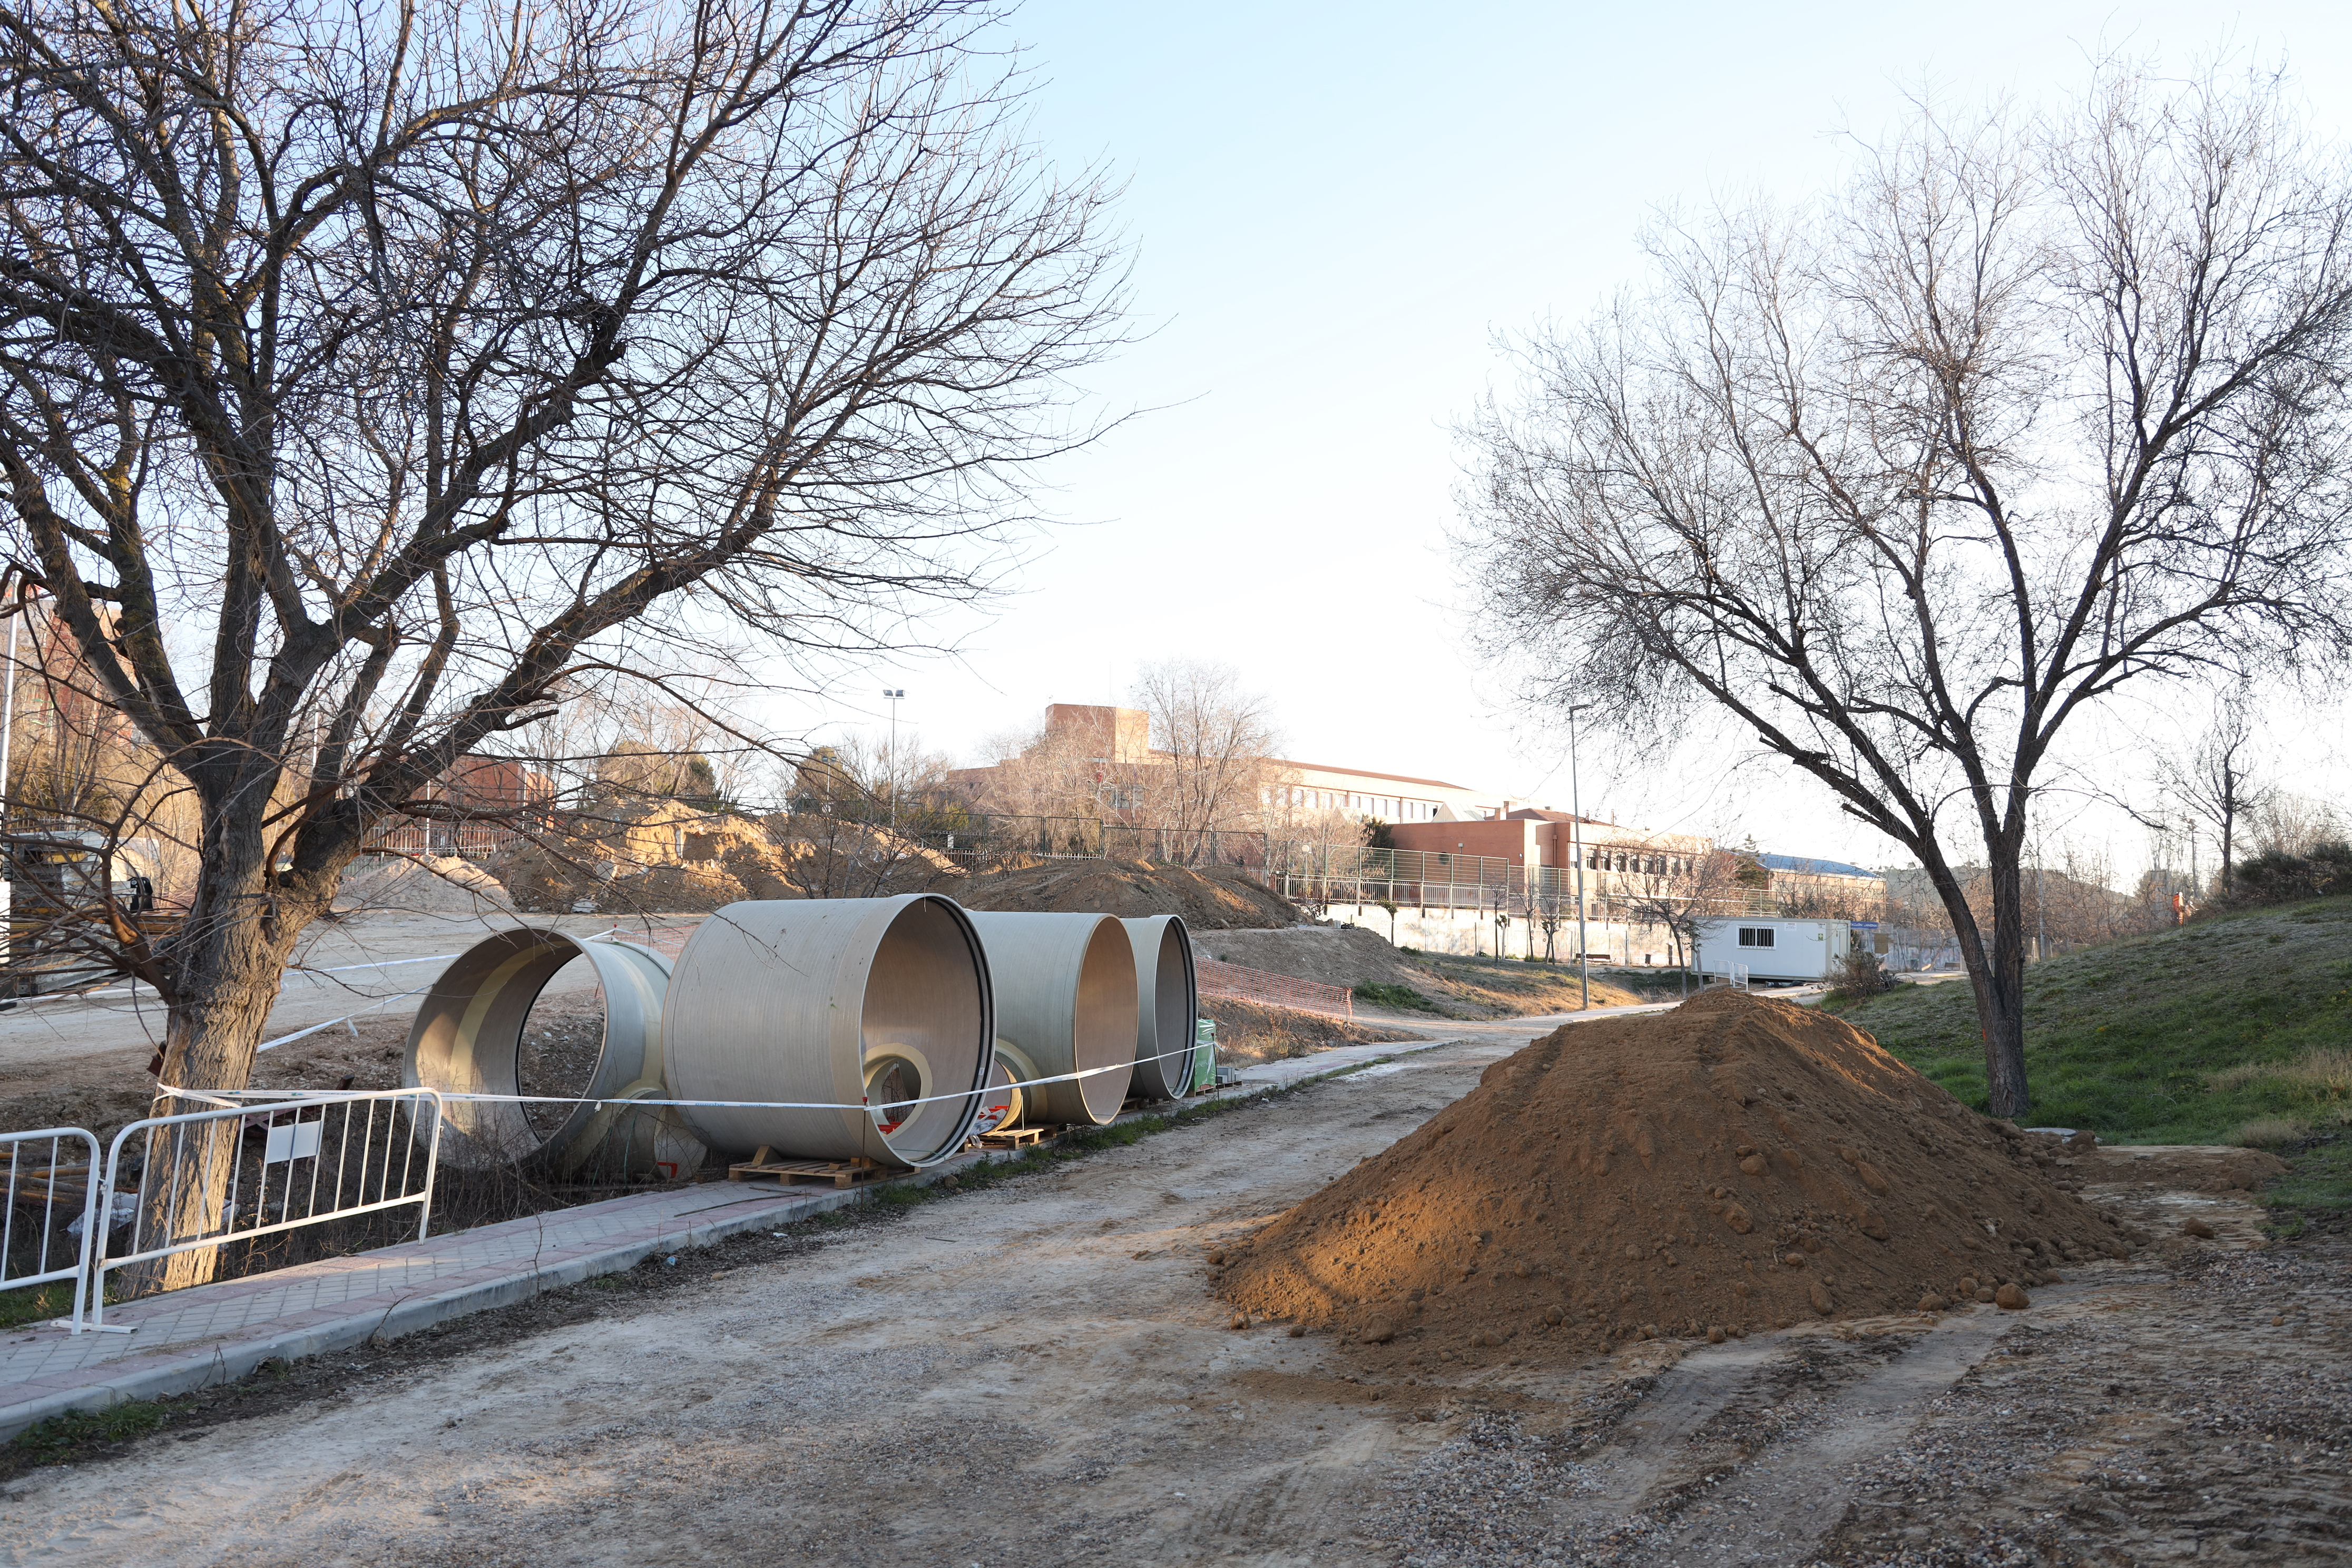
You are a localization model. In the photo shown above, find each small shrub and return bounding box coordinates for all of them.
[1825,947,1896,1001]
[1351,981,1439,1012]
[2217,842,2352,909]
[2233,1116,2310,1148]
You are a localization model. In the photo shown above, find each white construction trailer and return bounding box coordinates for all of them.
[1692,917,1863,984]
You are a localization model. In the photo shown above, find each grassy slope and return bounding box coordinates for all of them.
[1825,895,2352,1144]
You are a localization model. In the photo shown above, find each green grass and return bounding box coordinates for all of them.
[2259,1134,2352,1237]
[1351,981,1440,1012]
[1824,895,2352,1226]
[9,1399,170,1464]
[0,1281,79,1332]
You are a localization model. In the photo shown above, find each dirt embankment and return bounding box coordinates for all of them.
[954,858,1303,929]
[1201,996,1425,1065]
[1201,927,1651,1016]
[1215,991,2135,1361]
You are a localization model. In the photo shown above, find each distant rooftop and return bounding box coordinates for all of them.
[1274,759,1475,792]
[1757,852,1883,881]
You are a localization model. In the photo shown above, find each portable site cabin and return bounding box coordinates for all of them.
[1691,917,1863,984]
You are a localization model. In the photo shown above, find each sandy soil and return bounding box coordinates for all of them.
[0,1031,2341,1568]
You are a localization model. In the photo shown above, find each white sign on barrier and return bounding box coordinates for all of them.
[262,1118,323,1164]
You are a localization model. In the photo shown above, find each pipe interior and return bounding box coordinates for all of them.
[516,954,608,1139]
[1148,922,1192,1090]
[406,930,590,1167]
[1072,918,1139,1123]
[861,896,989,1163]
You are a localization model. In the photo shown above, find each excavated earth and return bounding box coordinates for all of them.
[1217,992,2139,1356]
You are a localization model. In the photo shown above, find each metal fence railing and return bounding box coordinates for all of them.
[90,1090,443,1327]
[1,1125,101,1331]
[1194,958,1354,1020]
[358,822,525,859]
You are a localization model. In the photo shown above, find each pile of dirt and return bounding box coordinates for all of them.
[493,814,953,914]
[954,857,1301,929]
[2086,1144,2290,1194]
[334,855,514,917]
[1214,991,2135,1360]
[1202,996,1426,1064]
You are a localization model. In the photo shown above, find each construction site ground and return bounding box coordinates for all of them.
[1198,927,1675,1017]
[2,1012,2341,1568]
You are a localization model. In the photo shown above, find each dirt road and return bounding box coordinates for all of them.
[1,1035,2343,1567]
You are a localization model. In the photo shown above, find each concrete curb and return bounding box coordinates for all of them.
[0,1033,1469,1440]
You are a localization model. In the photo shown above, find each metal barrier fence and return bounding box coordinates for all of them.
[1195,958,1354,1020]
[1,1126,101,1331]
[90,1089,443,1327]
[358,822,524,859]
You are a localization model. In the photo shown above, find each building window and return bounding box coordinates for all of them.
[1737,927,1776,948]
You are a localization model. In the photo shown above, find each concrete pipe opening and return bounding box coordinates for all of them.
[664,895,992,1167]
[404,929,685,1175]
[964,912,1138,1126]
[974,1040,1042,1135]
[1122,915,1198,1101]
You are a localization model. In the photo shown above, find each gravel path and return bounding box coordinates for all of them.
[0,1036,2341,1567]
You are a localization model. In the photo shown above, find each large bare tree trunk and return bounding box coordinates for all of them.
[125,803,338,1293]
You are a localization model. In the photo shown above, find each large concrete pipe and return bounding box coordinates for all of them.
[405,929,694,1175]
[663,895,992,1167]
[1121,916,1198,1101]
[964,912,1137,1126]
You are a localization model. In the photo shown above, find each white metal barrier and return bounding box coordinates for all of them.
[89,1089,444,1328]
[1,1125,102,1332]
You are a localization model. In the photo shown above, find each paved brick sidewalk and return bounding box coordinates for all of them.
[0,1032,1470,1438]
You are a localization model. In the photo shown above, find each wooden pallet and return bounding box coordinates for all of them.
[725,1148,899,1188]
[975,1125,1049,1150]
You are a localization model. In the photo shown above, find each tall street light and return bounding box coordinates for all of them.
[1567,702,1592,1011]
[881,688,905,830]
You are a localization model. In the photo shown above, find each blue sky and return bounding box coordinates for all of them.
[784,1,2352,870]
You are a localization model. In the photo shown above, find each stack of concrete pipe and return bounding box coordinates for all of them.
[404,896,1201,1175]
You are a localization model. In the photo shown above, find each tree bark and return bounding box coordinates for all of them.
[1938,840,2032,1121]
[123,798,340,1295]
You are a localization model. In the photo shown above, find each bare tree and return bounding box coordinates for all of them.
[0,0,1123,1285]
[1131,659,1281,858]
[1622,846,1752,981]
[2155,685,2272,892]
[1461,65,2352,1116]
[2249,791,2348,857]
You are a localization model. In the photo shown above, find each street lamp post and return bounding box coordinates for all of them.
[1567,702,1592,1011]
[881,689,905,831]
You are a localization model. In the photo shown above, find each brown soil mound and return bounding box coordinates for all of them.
[1199,926,1438,991]
[955,858,1301,929]
[1203,996,1425,1064]
[1215,991,2133,1359]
